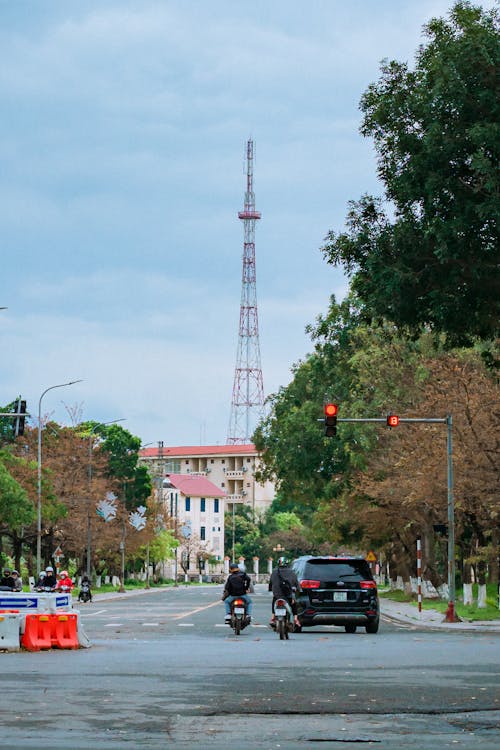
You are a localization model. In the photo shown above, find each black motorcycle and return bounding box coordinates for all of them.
[229,597,250,635]
[78,582,92,603]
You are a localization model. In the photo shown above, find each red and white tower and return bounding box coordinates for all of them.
[227,139,265,444]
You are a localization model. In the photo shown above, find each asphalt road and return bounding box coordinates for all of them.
[1,585,499,749]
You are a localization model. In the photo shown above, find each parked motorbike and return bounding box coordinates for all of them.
[78,582,92,603]
[229,597,250,635]
[273,597,294,640]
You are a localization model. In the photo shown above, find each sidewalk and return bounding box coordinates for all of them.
[380,597,500,632]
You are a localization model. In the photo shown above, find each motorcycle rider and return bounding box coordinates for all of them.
[44,566,57,589]
[0,568,16,590]
[269,556,301,628]
[78,574,92,602]
[222,561,253,623]
[10,569,23,592]
[56,570,74,591]
[34,570,47,589]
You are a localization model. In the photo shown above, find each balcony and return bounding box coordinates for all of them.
[226,494,245,503]
[224,470,245,479]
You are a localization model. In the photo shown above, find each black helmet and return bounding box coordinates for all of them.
[277,556,289,567]
[229,562,240,571]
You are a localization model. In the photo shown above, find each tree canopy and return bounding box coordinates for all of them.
[322,2,499,344]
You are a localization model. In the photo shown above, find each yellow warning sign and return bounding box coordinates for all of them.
[365,550,377,562]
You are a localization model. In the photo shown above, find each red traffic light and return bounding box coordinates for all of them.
[387,414,399,427]
[324,403,338,417]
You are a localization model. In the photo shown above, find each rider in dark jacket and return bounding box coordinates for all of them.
[0,568,16,590]
[269,557,301,627]
[222,562,253,622]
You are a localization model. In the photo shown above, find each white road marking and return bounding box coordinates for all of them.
[177,623,194,627]
[104,623,122,627]
[142,622,159,627]
[80,609,107,617]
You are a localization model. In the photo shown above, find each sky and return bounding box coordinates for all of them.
[1,0,494,447]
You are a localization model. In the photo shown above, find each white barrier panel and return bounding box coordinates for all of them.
[73,610,92,648]
[0,593,73,614]
[0,613,22,651]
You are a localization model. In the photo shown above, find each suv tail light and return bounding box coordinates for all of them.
[300,580,320,589]
[360,581,377,590]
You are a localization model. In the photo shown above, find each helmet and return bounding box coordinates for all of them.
[45,566,54,572]
[277,556,289,567]
[3,568,11,574]
[60,570,68,577]
[229,562,240,571]
[39,571,46,578]
[12,570,19,575]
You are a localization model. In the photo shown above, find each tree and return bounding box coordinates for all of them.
[322,2,499,344]
[0,456,34,529]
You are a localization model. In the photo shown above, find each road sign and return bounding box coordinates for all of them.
[0,597,37,609]
[365,550,377,562]
[53,546,63,558]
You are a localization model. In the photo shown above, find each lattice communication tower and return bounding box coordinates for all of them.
[227,139,265,444]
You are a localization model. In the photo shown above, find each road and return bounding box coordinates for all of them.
[1,584,499,749]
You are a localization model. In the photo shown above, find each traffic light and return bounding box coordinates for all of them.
[324,403,338,437]
[13,399,27,437]
[386,414,399,428]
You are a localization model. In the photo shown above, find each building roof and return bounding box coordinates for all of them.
[165,473,226,498]
[140,444,257,458]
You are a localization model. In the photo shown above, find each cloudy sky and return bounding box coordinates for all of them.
[1,0,492,446]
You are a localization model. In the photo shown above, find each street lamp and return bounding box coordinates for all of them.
[37,380,82,574]
[87,419,126,578]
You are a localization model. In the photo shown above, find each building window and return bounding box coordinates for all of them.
[221,459,225,464]
[185,497,191,512]
[221,482,225,487]
[247,458,251,462]
[185,460,189,465]
[246,482,250,487]
[200,498,206,513]
[211,459,214,464]
[214,499,219,514]
[200,526,206,541]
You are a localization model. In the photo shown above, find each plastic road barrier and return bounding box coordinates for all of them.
[51,613,79,649]
[21,613,52,651]
[0,593,73,613]
[0,613,22,651]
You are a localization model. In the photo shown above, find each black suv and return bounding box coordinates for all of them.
[292,556,380,634]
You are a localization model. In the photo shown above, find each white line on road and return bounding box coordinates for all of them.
[142,622,159,627]
[177,623,194,627]
[104,623,123,627]
[80,609,107,617]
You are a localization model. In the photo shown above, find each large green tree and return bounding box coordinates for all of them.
[322,2,499,344]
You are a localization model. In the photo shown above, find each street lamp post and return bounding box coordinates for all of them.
[87,419,125,578]
[37,380,82,575]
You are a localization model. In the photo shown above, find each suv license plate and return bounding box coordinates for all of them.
[333,591,347,602]
[234,607,245,614]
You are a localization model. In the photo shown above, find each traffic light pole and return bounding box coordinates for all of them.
[331,415,458,623]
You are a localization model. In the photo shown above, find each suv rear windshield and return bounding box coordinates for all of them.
[300,559,373,582]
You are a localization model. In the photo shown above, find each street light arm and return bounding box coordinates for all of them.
[36,379,83,575]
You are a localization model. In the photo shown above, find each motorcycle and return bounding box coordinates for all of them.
[273,597,294,640]
[229,597,250,635]
[78,582,92,603]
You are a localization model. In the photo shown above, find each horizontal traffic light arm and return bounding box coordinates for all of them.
[336,417,448,424]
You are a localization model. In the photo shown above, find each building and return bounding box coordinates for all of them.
[162,473,226,580]
[139,443,275,516]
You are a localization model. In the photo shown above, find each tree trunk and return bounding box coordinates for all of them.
[477,559,487,609]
